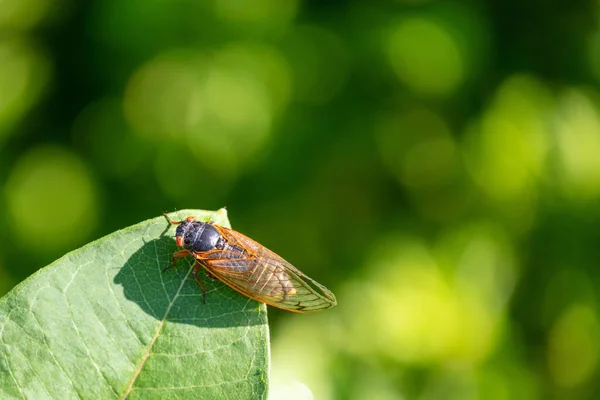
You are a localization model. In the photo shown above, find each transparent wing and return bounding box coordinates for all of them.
[198,227,337,313]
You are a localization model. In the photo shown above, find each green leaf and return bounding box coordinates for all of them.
[0,209,269,400]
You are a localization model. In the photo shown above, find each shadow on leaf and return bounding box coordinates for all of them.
[114,237,265,328]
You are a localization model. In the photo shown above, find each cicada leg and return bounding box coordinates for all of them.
[191,262,207,304]
[163,250,191,272]
[163,213,181,225]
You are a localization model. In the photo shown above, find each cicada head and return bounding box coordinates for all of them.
[174,222,189,247]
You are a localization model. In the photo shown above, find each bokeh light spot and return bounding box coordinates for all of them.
[345,235,501,366]
[554,89,600,200]
[215,44,292,113]
[462,74,552,232]
[270,316,336,400]
[463,75,551,201]
[0,0,58,31]
[376,108,465,221]
[124,52,207,140]
[376,108,457,189]
[124,45,289,177]
[268,381,314,400]
[548,305,600,388]
[0,39,52,145]
[214,0,298,33]
[4,145,99,254]
[437,222,517,313]
[184,44,291,176]
[387,17,464,97]
[183,59,272,176]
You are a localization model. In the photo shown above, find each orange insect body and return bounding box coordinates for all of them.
[163,215,337,313]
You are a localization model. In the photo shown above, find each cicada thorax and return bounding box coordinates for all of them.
[176,220,225,253]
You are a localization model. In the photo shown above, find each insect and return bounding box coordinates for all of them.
[163,214,337,313]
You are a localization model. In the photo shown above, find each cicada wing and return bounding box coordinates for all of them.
[205,256,337,313]
[201,227,337,313]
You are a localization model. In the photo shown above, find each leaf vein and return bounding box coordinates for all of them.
[120,241,196,399]
[63,263,118,398]
[4,313,55,399]
[0,313,26,399]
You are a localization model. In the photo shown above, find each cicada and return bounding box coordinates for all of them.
[163,214,337,313]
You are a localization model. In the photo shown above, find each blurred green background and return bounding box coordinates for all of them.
[2,0,600,398]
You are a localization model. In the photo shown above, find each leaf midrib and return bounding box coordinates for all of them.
[120,260,195,399]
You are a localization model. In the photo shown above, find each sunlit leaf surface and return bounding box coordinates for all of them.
[0,209,268,399]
